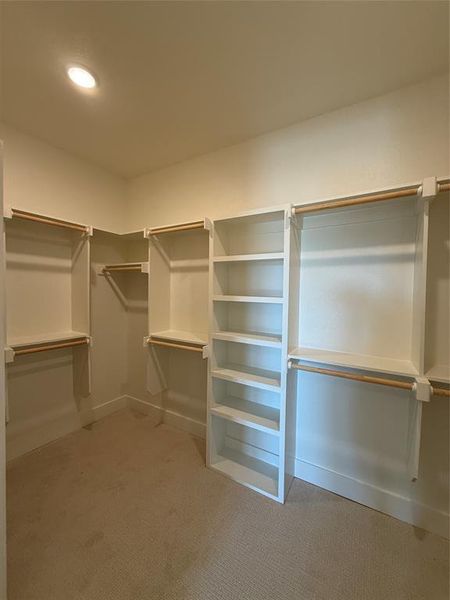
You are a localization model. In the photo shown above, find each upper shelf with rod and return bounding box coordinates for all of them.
[292,178,450,216]
[5,331,90,363]
[4,207,92,364]
[5,207,92,234]
[287,177,447,383]
[146,219,206,236]
[147,217,209,354]
[100,262,149,274]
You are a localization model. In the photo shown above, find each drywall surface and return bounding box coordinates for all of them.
[127,74,449,536]
[2,127,127,459]
[0,143,7,599]
[0,123,126,233]
[127,74,449,229]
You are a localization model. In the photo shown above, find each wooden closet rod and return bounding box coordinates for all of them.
[290,362,450,397]
[289,362,413,390]
[148,338,204,352]
[13,338,89,356]
[294,180,450,216]
[103,264,143,272]
[149,220,204,235]
[432,387,450,398]
[11,209,89,233]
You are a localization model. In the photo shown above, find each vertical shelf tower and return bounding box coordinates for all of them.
[207,206,295,502]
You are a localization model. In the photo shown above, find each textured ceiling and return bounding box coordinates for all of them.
[1,1,448,178]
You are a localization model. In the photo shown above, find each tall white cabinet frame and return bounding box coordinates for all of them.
[207,206,296,502]
[288,177,447,483]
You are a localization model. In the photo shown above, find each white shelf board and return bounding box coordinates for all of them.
[150,329,207,346]
[211,397,280,434]
[212,330,282,348]
[213,252,284,263]
[288,346,419,377]
[102,262,149,273]
[211,446,278,498]
[426,364,450,384]
[211,364,281,392]
[213,295,283,304]
[8,330,89,349]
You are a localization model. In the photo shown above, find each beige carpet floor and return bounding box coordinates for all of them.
[6,409,449,600]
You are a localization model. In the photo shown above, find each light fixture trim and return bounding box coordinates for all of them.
[67,65,97,89]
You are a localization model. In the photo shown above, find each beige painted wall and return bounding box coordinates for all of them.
[1,124,129,459]
[0,123,127,233]
[126,74,449,230]
[126,73,450,536]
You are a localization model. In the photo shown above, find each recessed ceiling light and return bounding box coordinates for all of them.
[67,66,97,89]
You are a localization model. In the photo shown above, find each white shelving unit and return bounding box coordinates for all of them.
[147,220,209,351]
[4,210,91,365]
[207,207,295,502]
[290,195,430,378]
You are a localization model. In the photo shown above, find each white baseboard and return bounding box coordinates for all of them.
[126,396,206,439]
[295,458,449,539]
[211,436,449,539]
[79,395,128,427]
[7,395,128,461]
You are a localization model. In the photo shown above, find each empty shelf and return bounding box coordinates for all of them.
[211,446,278,498]
[212,330,282,348]
[213,295,283,304]
[102,262,149,273]
[288,347,419,378]
[426,365,450,384]
[212,364,281,392]
[8,330,89,349]
[150,329,207,346]
[213,252,284,263]
[211,397,280,434]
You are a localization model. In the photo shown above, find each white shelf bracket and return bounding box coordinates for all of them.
[420,176,438,200]
[3,206,12,220]
[143,336,150,348]
[84,225,94,237]
[202,344,209,360]
[143,228,151,239]
[4,347,15,364]
[413,377,432,403]
[408,378,432,482]
[87,336,93,349]
[204,217,212,232]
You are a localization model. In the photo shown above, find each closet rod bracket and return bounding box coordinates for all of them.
[4,347,14,364]
[420,177,438,199]
[413,378,432,403]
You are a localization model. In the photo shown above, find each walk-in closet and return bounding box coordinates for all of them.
[0,2,449,599]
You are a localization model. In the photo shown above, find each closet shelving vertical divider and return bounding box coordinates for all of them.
[3,208,92,395]
[207,206,295,502]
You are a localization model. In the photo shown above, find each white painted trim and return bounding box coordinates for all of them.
[126,396,206,439]
[295,458,449,539]
[206,433,449,538]
[79,395,128,427]
[7,395,128,461]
